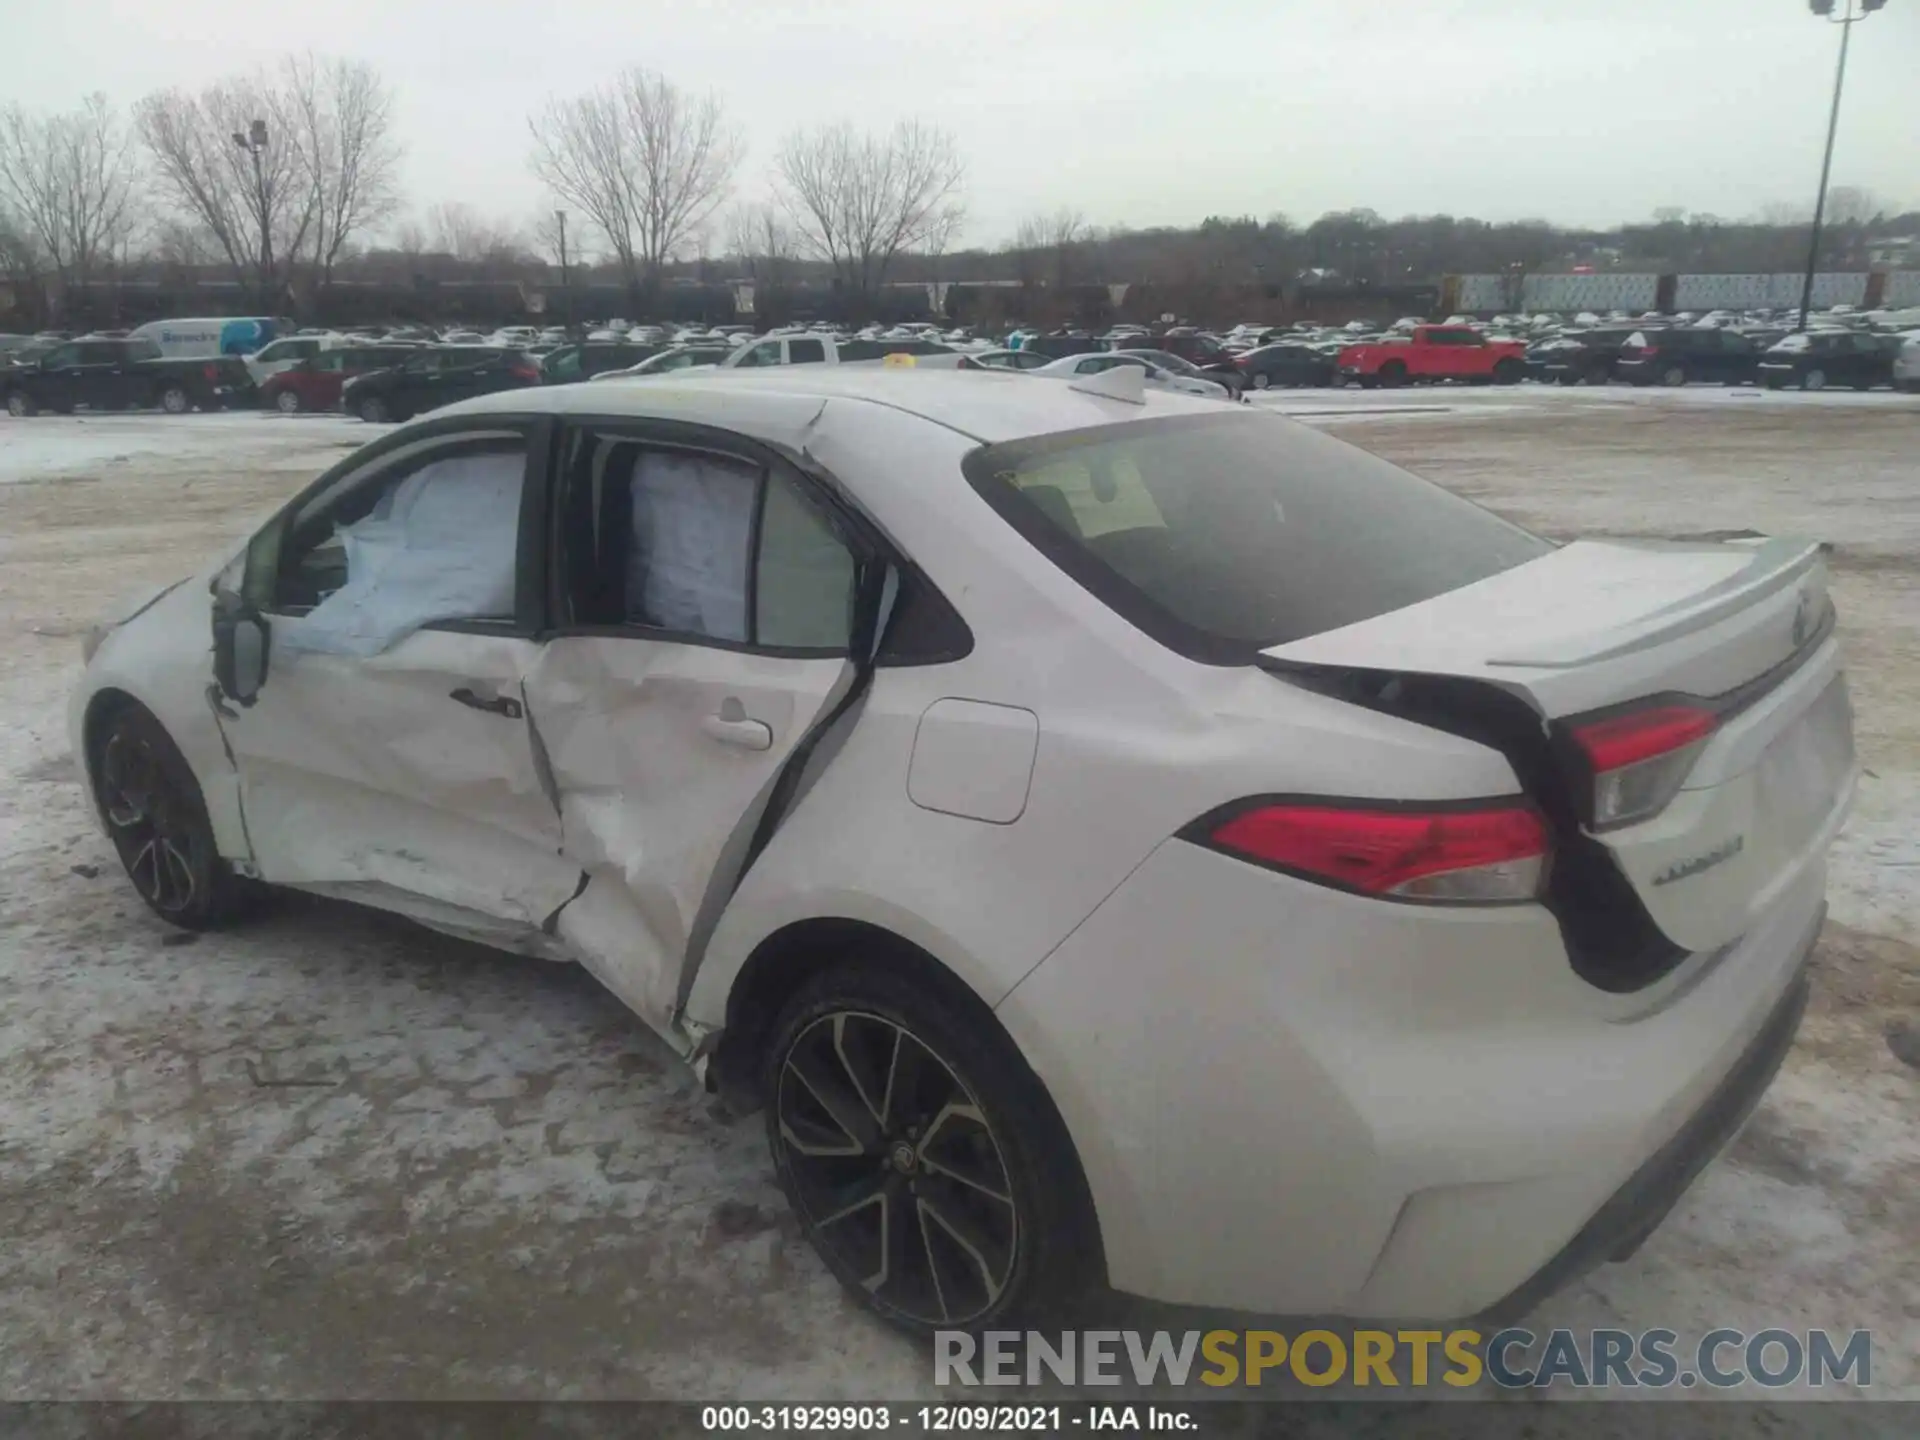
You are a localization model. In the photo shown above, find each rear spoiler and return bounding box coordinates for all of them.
[1486,537,1822,671]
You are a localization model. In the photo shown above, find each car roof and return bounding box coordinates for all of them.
[438,366,1223,446]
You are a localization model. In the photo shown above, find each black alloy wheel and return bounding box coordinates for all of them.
[94,706,252,928]
[765,962,1096,1335]
[775,1009,1017,1326]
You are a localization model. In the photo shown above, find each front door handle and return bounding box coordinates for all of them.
[701,713,773,751]
[450,686,524,719]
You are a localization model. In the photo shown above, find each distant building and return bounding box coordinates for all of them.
[1868,236,1918,267]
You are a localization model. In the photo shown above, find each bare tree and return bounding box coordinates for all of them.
[425,201,527,263]
[1014,207,1084,288]
[136,79,314,309]
[773,120,965,315]
[0,204,44,297]
[1824,185,1884,226]
[0,95,140,316]
[529,68,741,299]
[724,200,794,284]
[281,55,402,292]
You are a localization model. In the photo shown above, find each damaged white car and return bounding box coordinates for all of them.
[71,366,1856,1332]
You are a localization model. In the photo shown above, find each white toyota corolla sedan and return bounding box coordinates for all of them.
[70,364,1855,1332]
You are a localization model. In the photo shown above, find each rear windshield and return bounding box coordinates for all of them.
[963,413,1551,664]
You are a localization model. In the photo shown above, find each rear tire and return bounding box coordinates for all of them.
[157,384,190,414]
[91,704,257,931]
[763,960,1096,1336]
[1802,368,1827,392]
[1377,361,1408,388]
[274,389,302,414]
[1493,358,1523,385]
[5,391,34,417]
[357,395,390,423]
[1252,372,1271,390]
[1660,364,1688,388]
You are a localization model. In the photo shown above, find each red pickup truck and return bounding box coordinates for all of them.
[1337,325,1528,387]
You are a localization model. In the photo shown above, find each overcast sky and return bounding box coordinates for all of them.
[11,0,1918,249]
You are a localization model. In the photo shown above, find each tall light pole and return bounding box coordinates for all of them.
[555,210,570,333]
[231,118,270,313]
[1797,0,1887,332]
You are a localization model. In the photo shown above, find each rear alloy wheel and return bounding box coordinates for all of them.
[1377,361,1408,388]
[1661,364,1688,388]
[1802,368,1827,392]
[94,706,253,930]
[274,388,302,414]
[765,963,1092,1334]
[158,384,190,414]
[357,395,389,423]
[1493,358,1523,385]
[5,391,34,417]
[1252,372,1271,390]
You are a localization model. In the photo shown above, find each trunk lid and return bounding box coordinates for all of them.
[1263,536,1857,959]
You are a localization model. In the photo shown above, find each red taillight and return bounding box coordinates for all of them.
[1570,704,1716,829]
[204,363,219,380]
[512,364,540,381]
[1202,802,1550,904]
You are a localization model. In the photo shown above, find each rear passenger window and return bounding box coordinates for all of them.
[787,339,826,365]
[756,475,855,649]
[556,431,856,652]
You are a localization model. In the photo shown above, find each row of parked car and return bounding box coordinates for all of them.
[6,309,1916,421]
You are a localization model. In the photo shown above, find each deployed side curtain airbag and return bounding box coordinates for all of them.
[279,450,525,657]
[626,450,757,641]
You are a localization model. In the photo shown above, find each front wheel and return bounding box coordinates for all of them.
[274,388,302,414]
[1802,368,1827,392]
[157,384,190,414]
[1661,364,1688,388]
[764,962,1094,1335]
[1376,362,1408,388]
[5,391,34,417]
[1493,359,1523,385]
[357,395,390,423]
[1252,372,1271,390]
[93,704,255,930]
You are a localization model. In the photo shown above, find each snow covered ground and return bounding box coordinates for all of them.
[0,400,1914,1411]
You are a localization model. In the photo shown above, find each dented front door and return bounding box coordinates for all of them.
[217,423,583,940]
[223,628,584,936]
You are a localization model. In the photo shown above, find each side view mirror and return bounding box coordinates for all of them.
[212,589,269,707]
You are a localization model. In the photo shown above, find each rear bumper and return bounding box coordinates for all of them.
[1479,919,1814,1323]
[997,838,1828,1320]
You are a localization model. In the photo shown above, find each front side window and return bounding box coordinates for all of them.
[736,341,783,368]
[546,347,583,380]
[264,437,528,657]
[787,338,827,365]
[964,412,1551,663]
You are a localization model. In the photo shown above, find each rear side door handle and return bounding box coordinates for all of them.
[701,713,773,751]
[450,686,524,719]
